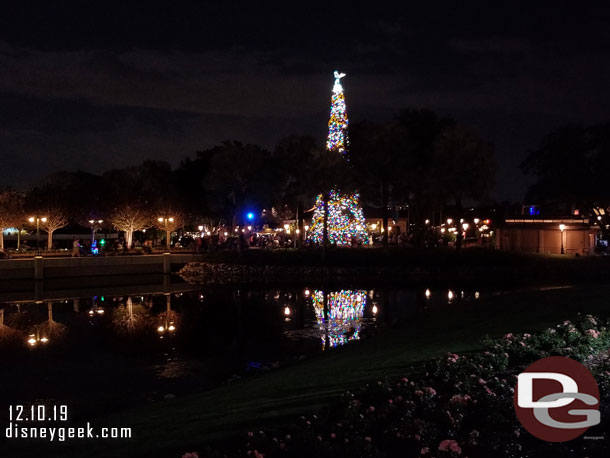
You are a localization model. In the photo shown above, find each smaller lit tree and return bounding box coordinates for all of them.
[109,205,151,249]
[0,191,24,250]
[40,209,69,251]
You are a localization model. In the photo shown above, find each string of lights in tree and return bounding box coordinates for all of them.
[312,289,366,349]
[308,71,370,246]
[326,71,349,153]
[309,190,369,245]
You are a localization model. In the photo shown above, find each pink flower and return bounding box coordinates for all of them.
[330,433,336,439]
[415,390,424,397]
[401,377,409,383]
[519,341,526,347]
[414,434,421,441]
[424,386,437,396]
[394,395,403,402]
[421,447,430,455]
[369,405,376,412]
[478,378,486,385]
[485,386,496,397]
[504,333,514,339]
[523,333,531,339]
[182,453,199,458]
[439,439,462,454]
[447,353,460,363]
[254,451,264,458]
[365,436,372,442]
[388,399,393,404]
[586,329,600,339]
[449,394,471,406]
[586,316,598,326]
[247,432,254,437]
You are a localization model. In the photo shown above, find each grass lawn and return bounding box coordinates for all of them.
[9,283,610,458]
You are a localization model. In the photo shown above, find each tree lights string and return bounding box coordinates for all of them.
[309,190,369,245]
[308,71,370,246]
[326,71,349,153]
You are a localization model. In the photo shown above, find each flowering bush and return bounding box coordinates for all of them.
[188,314,610,458]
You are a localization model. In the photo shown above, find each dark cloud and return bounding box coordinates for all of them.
[0,3,609,201]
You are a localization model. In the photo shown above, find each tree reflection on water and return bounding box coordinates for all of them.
[312,289,370,350]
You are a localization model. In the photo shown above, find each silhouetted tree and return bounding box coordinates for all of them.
[204,141,274,227]
[273,135,321,246]
[521,123,610,237]
[434,124,495,249]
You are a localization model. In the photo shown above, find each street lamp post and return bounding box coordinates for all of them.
[559,224,566,254]
[88,219,103,246]
[28,216,47,256]
[158,217,174,250]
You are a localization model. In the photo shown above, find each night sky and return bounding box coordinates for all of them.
[1,3,609,202]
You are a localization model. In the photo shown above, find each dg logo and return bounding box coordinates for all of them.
[514,356,601,442]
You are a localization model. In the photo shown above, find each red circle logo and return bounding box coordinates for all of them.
[514,356,600,442]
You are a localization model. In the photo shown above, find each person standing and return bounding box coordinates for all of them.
[71,238,80,257]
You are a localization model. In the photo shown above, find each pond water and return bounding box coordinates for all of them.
[0,283,483,420]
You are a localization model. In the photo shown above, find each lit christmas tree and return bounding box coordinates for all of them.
[326,71,349,153]
[308,71,370,246]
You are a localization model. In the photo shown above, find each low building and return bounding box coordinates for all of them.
[495,217,598,255]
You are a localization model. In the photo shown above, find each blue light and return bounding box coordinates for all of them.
[246,212,255,221]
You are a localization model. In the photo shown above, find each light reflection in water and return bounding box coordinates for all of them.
[111,297,150,334]
[0,308,22,342]
[312,289,368,350]
[28,303,66,346]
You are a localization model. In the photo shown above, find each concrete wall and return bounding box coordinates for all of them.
[0,254,202,280]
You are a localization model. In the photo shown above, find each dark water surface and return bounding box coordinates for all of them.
[0,282,486,421]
